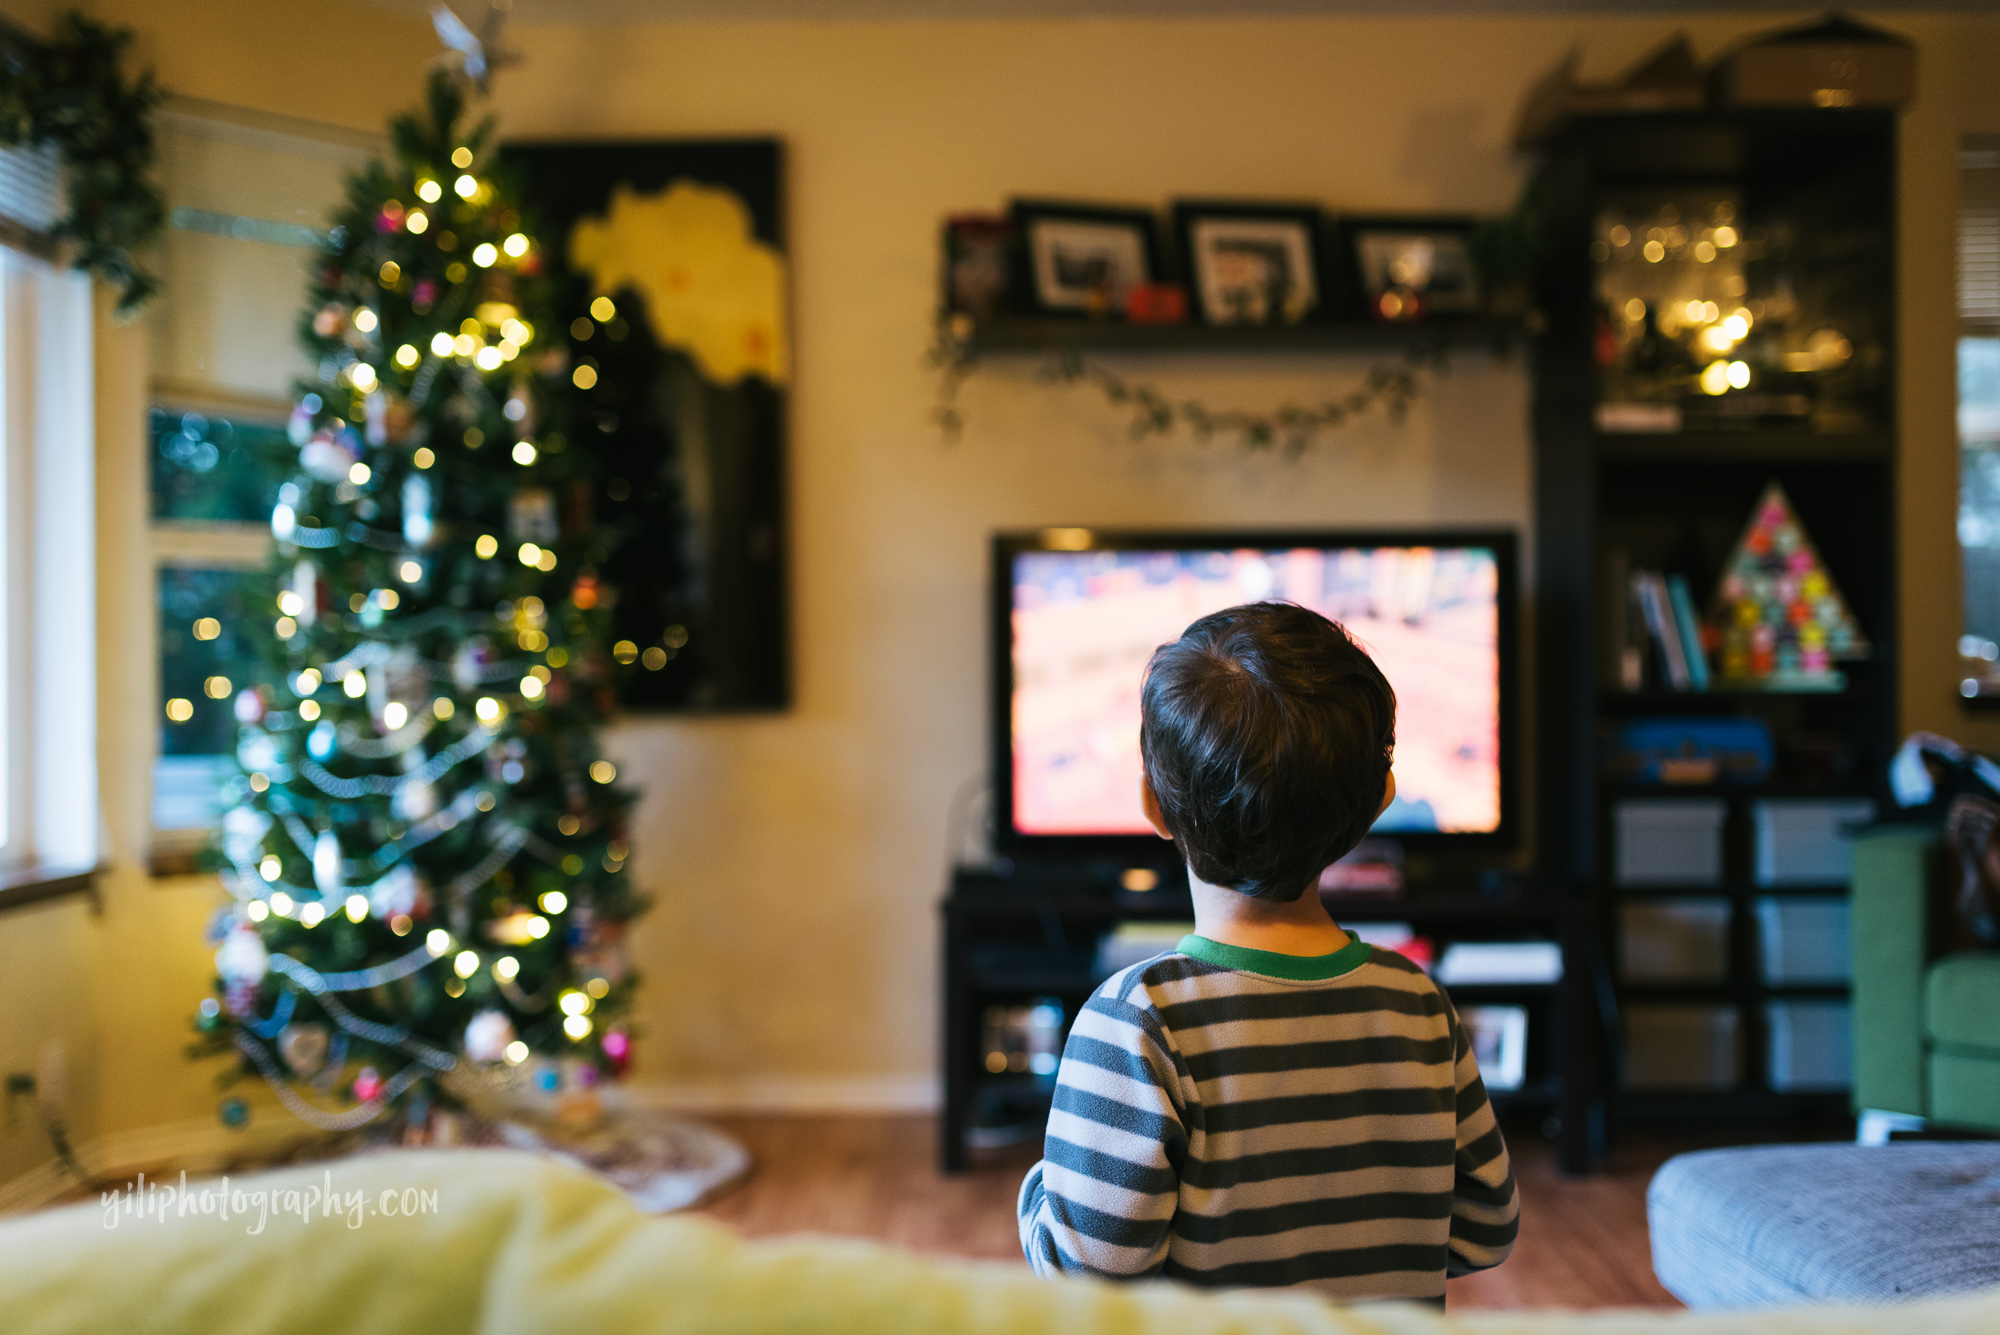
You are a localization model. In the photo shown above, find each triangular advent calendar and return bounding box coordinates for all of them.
[1708,481,1867,688]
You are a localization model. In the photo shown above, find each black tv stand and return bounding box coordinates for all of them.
[940,861,1604,1174]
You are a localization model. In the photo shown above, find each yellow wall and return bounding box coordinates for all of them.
[492,11,2000,1095]
[0,4,1995,1149]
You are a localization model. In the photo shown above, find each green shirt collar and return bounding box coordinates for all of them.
[1175,931,1372,982]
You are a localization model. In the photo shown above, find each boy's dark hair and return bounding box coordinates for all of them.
[1140,602,1396,902]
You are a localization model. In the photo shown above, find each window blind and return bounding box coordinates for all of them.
[0,141,59,242]
[1965,137,2000,333]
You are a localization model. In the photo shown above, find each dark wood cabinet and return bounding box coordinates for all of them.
[1530,109,1898,1126]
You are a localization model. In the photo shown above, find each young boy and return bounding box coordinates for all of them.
[1017,602,1517,1304]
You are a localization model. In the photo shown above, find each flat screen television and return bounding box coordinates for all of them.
[993,529,1518,863]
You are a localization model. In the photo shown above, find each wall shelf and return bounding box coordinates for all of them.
[1594,430,1893,463]
[954,314,1519,357]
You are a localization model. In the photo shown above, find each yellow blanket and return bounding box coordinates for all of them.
[2,1149,1994,1335]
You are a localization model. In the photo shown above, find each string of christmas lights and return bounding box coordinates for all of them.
[194,63,643,1137]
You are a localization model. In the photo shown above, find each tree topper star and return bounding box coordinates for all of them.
[432,2,521,95]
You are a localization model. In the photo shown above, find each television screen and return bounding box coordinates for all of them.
[1005,538,1509,842]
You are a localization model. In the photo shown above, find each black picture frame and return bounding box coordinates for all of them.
[1171,200,1330,327]
[1338,214,1483,321]
[1008,199,1159,317]
[940,213,1015,321]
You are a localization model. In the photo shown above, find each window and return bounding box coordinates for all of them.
[0,143,98,879]
[1960,138,2000,694]
[149,406,285,836]
[146,101,378,865]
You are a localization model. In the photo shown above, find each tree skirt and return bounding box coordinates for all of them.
[488,1108,752,1213]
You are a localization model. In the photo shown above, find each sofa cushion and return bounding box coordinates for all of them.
[1931,1048,2000,1130]
[1925,952,2000,1052]
[1648,1143,2000,1308]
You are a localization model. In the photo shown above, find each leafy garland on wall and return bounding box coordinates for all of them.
[928,317,1441,456]
[0,12,165,314]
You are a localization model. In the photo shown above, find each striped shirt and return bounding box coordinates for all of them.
[1017,932,1518,1303]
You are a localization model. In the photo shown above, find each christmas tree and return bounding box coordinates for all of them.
[192,70,642,1134]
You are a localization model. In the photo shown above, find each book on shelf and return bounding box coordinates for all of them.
[1666,574,1711,692]
[1622,567,1713,693]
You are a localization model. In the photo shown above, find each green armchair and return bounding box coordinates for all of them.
[1851,828,2000,1142]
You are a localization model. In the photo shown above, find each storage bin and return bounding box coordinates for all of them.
[1753,798,1877,886]
[1615,799,1727,887]
[1755,897,1850,984]
[1621,899,1731,983]
[1767,1000,1852,1091]
[1625,1004,1742,1091]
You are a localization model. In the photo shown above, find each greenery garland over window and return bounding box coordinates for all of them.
[0,13,164,314]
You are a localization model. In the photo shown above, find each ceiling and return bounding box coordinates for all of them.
[372,0,1994,25]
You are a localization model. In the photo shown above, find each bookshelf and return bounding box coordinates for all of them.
[1530,109,1898,1129]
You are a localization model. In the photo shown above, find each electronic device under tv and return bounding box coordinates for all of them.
[993,528,1519,865]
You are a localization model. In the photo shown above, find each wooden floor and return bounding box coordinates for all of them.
[692,1115,1695,1309]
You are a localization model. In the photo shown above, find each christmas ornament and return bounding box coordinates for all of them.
[221,806,272,865]
[299,428,359,484]
[368,864,421,920]
[236,731,278,775]
[277,1022,332,1078]
[452,639,495,691]
[602,1028,631,1075]
[508,487,559,543]
[351,1067,385,1103]
[215,927,270,986]
[1708,481,1867,687]
[402,474,435,548]
[392,778,439,823]
[218,1097,250,1128]
[463,1010,516,1063]
[312,830,344,897]
[234,689,267,725]
[291,560,321,626]
[485,912,541,946]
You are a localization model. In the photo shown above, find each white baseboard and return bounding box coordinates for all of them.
[617,1074,940,1115]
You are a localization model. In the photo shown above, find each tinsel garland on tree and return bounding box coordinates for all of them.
[190,71,643,1133]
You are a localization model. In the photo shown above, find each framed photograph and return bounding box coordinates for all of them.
[1341,215,1482,320]
[942,213,1014,320]
[1010,200,1158,315]
[1173,201,1327,327]
[1460,1004,1529,1091]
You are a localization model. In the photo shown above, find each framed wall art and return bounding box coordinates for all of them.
[505,138,789,710]
[1341,215,1482,322]
[1172,200,1328,327]
[1009,199,1158,316]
